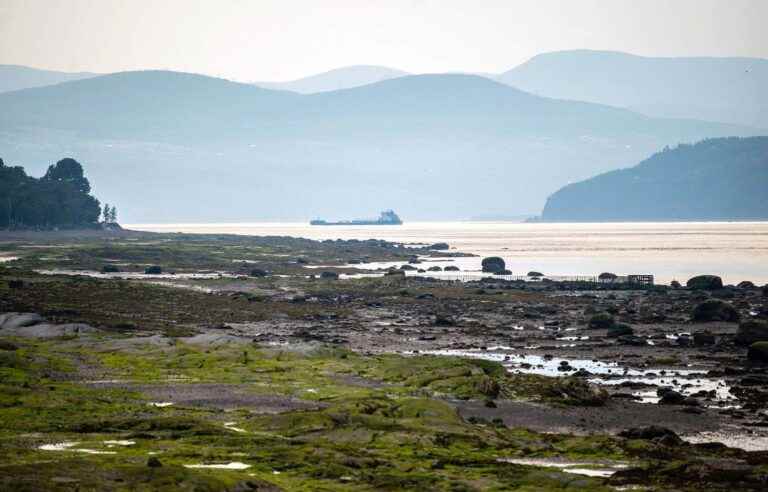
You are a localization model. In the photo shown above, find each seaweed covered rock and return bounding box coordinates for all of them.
[319,271,339,280]
[686,275,723,290]
[607,323,634,337]
[481,257,506,273]
[691,299,739,322]
[589,312,615,329]
[101,264,120,273]
[736,320,768,346]
[619,426,682,445]
[144,265,162,275]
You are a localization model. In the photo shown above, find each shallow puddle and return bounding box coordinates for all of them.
[184,462,251,470]
[499,458,627,477]
[419,348,733,404]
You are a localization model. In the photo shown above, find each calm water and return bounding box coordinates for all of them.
[125,222,768,286]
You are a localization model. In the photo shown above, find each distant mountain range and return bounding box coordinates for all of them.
[252,65,409,94]
[540,137,768,221]
[0,69,758,222]
[0,65,98,93]
[498,50,768,129]
[5,50,766,131]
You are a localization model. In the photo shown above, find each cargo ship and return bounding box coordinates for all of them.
[310,210,403,226]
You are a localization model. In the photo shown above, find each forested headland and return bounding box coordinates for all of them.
[0,157,104,229]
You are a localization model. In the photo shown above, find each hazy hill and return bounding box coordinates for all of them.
[540,137,768,221]
[252,65,408,93]
[0,64,98,93]
[0,70,759,222]
[498,50,768,129]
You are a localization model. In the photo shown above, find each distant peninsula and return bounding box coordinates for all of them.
[539,137,768,222]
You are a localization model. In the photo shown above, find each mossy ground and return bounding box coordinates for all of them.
[0,337,628,491]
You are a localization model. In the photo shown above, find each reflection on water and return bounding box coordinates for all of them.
[125,221,768,285]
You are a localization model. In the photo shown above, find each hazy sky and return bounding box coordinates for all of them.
[1,0,767,81]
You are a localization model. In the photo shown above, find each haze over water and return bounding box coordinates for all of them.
[127,221,768,286]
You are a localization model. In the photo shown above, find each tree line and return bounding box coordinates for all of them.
[0,157,107,229]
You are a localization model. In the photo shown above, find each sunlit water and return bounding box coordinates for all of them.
[125,221,768,285]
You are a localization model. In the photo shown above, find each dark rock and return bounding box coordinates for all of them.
[735,320,768,345]
[147,457,162,468]
[8,280,23,289]
[481,257,506,273]
[144,265,162,275]
[598,272,617,281]
[686,275,723,290]
[617,335,646,346]
[427,266,442,272]
[619,426,682,445]
[527,271,544,277]
[588,312,615,329]
[691,299,739,322]
[384,270,405,278]
[737,280,756,289]
[659,390,686,405]
[670,280,682,288]
[319,271,339,280]
[747,342,768,363]
[0,340,19,351]
[435,314,456,327]
[249,268,268,278]
[101,264,120,273]
[399,264,417,271]
[444,265,460,272]
[607,323,634,337]
[429,242,450,250]
[493,269,512,275]
[693,331,716,346]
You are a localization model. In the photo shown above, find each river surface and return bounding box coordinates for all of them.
[125,221,768,285]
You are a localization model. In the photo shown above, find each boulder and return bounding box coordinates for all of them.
[427,266,442,272]
[147,457,162,468]
[691,299,739,322]
[399,264,417,271]
[8,280,23,289]
[693,331,716,346]
[319,271,339,280]
[619,426,682,445]
[0,313,44,330]
[747,342,768,363]
[249,268,268,278]
[101,264,120,273]
[481,257,506,273]
[444,265,460,272]
[493,269,512,275]
[607,323,634,337]
[0,340,18,351]
[686,275,723,290]
[588,312,615,329]
[527,271,544,277]
[428,242,450,250]
[670,280,682,289]
[144,265,162,275]
[658,389,686,405]
[735,320,768,346]
[617,335,646,346]
[598,272,617,281]
[737,280,756,289]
